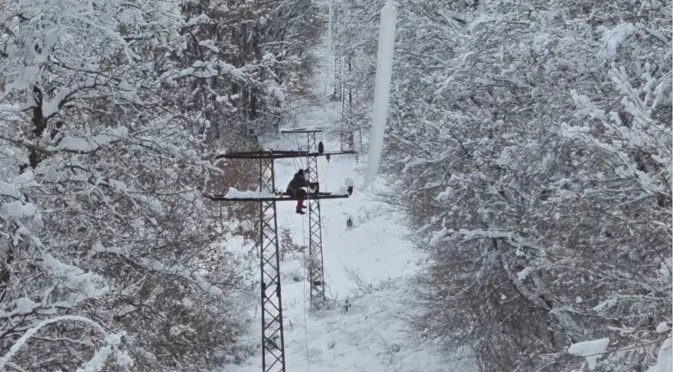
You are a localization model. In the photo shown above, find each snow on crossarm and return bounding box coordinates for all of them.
[225,187,276,199]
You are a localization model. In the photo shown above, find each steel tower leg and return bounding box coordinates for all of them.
[306,132,326,309]
[259,157,286,372]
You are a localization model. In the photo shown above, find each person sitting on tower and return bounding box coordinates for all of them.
[286,169,319,215]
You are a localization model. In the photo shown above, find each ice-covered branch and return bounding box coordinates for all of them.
[53,127,129,153]
[566,65,672,199]
[457,228,545,253]
[0,316,121,371]
[90,243,224,297]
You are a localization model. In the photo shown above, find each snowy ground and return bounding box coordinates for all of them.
[221,34,474,372]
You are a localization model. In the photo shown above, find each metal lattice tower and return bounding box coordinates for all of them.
[305,132,326,308]
[258,157,286,372]
[205,148,354,372]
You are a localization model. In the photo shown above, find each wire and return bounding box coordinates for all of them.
[320,157,331,187]
[301,214,311,372]
[301,7,332,370]
[291,155,301,174]
[294,135,305,169]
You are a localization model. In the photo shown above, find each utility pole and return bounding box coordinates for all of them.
[281,128,328,308]
[206,147,354,372]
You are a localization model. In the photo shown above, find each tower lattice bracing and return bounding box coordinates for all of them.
[305,132,326,308]
[205,148,354,372]
[258,157,286,372]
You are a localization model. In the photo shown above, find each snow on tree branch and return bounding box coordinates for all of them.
[54,127,129,153]
[90,242,224,297]
[0,315,124,372]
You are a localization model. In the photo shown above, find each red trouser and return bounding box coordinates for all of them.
[288,188,307,211]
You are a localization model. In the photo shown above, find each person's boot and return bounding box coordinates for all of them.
[296,199,306,214]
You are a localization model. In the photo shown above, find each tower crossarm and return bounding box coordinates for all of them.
[214,150,355,160]
[203,193,349,202]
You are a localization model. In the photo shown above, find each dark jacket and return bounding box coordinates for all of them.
[286,171,308,194]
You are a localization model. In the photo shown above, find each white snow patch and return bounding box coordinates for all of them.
[562,124,592,138]
[1,201,38,218]
[334,186,349,196]
[647,338,672,372]
[225,284,474,372]
[185,14,212,27]
[108,179,127,193]
[593,297,617,313]
[568,338,610,370]
[517,267,532,282]
[429,226,451,246]
[42,253,109,305]
[267,83,286,102]
[14,297,37,315]
[199,39,219,53]
[0,104,20,120]
[12,170,39,189]
[225,187,276,199]
[597,23,637,59]
[75,332,126,372]
[56,127,129,152]
[0,182,22,199]
[656,322,670,334]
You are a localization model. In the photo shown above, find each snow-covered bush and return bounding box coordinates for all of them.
[334,0,671,370]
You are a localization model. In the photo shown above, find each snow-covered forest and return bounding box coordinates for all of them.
[332,0,672,370]
[0,0,320,370]
[0,0,670,371]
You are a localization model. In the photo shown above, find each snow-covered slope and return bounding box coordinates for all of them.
[222,32,474,372]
